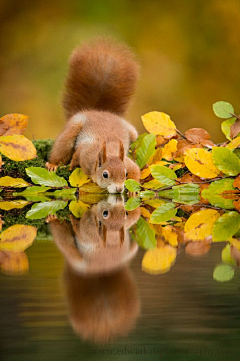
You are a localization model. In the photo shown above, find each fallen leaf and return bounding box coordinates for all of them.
[0,113,29,136]
[185,128,210,144]
[233,199,240,212]
[162,139,178,160]
[230,119,240,139]
[0,134,37,161]
[1,252,29,275]
[184,209,220,241]
[0,200,29,210]
[185,241,211,256]
[162,225,178,247]
[69,168,90,187]
[0,225,37,252]
[69,200,90,218]
[142,245,177,275]
[184,148,220,179]
[140,168,151,179]
[140,207,151,218]
[0,176,29,188]
[141,111,177,137]
[148,148,162,165]
[227,136,240,150]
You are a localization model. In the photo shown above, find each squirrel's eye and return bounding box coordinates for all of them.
[125,171,128,177]
[103,210,109,218]
[125,211,128,217]
[102,171,109,179]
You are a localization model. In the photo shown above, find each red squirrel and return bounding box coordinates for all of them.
[47,38,141,193]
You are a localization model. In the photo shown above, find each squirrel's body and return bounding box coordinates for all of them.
[49,38,140,193]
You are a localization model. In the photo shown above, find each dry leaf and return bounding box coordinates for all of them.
[233,199,240,212]
[0,134,37,161]
[184,209,220,241]
[230,119,240,139]
[142,245,177,275]
[0,176,29,188]
[0,114,29,136]
[141,111,177,138]
[185,241,211,256]
[1,252,29,275]
[162,139,178,161]
[233,175,240,190]
[140,167,151,179]
[0,225,37,252]
[0,200,29,211]
[227,136,240,150]
[184,148,220,179]
[185,128,210,144]
[148,148,162,165]
[140,207,151,218]
[161,225,178,247]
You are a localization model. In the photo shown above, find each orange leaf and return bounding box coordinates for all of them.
[233,199,240,211]
[185,241,211,256]
[230,119,240,139]
[0,114,29,136]
[233,175,240,190]
[1,252,29,275]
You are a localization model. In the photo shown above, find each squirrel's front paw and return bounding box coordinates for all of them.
[45,214,58,223]
[45,162,58,172]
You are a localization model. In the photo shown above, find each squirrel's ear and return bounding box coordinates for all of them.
[119,141,124,161]
[119,226,125,245]
[102,141,107,163]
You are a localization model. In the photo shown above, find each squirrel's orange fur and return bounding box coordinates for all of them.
[49,38,140,193]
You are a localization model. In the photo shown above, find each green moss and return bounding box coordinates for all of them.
[33,139,54,161]
[2,155,45,180]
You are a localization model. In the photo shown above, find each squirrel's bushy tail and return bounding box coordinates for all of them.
[62,38,140,118]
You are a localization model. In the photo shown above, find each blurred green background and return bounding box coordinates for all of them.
[1,0,240,141]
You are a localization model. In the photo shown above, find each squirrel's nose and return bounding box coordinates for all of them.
[116,186,123,193]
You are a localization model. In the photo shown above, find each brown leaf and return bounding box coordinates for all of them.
[0,114,29,136]
[233,175,240,190]
[233,199,240,212]
[156,135,165,146]
[176,139,202,157]
[185,128,210,144]
[1,252,29,275]
[230,119,240,139]
[222,190,240,200]
[200,140,215,148]
[185,241,211,256]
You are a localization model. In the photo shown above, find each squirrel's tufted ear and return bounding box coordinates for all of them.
[98,141,107,167]
[119,141,124,161]
[120,226,125,245]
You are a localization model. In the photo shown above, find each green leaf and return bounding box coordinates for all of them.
[221,244,237,266]
[26,167,68,187]
[201,178,235,209]
[213,264,234,282]
[213,101,234,119]
[149,203,177,224]
[140,190,155,199]
[26,200,68,219]
[136,134,156,168]
[69,168,90,187]
[125,197,141,211]
[124,179,141,192]
[53,188,77,200]
[212,147,240,176]
[221,118,236,140]
[212,211,240,242]
[135,216,156,249]
[159,184,200,205]
[69,200,89,218]
[150,164,177,186]
[13,186,50,196]
[130,133,148,150]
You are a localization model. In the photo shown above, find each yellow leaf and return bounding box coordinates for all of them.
[162,139,178,161]
[142,245,177,275]
[143,179,164,189]
[141,111,177,137]
[148,148,162,165]
[162,225,178,247]
[0,225,37,252]
[80,182,106,194]
[184,209,220,241]
[140,207,151,218]
[1,252,29,275]
[149,224,162,236]
[140,168,151,179]
[229,238,240,250]
[0,200,29,210]
[144,199,165,208]
[184,148,220,179]
[227,136,240,150]
[174,155,185,163]
[69,168,90,187]
[171,164,183,172]
[0,134,37,161]
[0,114,29,136]
[0,176,29,188]
[69,200,90,218]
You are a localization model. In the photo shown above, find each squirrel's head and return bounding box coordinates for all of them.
[95,141,126,193]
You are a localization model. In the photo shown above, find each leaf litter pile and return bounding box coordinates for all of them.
[1,103,240,281]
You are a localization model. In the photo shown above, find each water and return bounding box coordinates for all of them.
[1,205,240,361]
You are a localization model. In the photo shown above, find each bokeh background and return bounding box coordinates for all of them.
[1,0,240,142]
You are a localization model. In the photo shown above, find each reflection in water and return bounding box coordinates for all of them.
[50,196,141,343]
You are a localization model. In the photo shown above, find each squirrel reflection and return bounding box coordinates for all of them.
[50,196,141,343]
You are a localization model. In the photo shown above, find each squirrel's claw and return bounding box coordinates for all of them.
[46,214,58,223]
[45,162,58,172]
